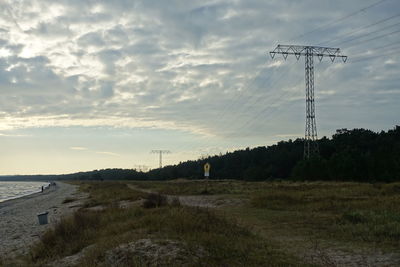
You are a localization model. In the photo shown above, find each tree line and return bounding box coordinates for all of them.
[147,126,400,182]
[2,126,398,182]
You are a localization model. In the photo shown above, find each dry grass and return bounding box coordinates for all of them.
[78,181,147,207]
[133,180,400,260]
[128,179,264,195]
[17,181,302,267]
[24,206,299,266]
[248,182,400,246]
[12,180,400,266]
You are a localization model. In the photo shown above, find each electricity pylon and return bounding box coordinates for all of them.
[151,150,171,168]
[270,45,347,159]
[134,165,149,172]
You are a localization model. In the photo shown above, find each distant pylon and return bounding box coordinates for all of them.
[270,45,347,159]
[134,165,149,172]
[151,150,171,168]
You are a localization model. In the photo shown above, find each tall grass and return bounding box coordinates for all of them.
[249,182,400,246]
[26,205,299,266]
[21,181,301,266]
[30,211,101,261]
[79,181,146,207]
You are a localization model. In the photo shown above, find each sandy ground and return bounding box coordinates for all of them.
[0,182,86,258]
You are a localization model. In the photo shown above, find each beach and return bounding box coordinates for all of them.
[0,182,86,258]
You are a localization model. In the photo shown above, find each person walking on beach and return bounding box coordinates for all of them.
[41,186,44,192]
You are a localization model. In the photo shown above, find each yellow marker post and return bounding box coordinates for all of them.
[204,163,211,177]
[203,163,211,193]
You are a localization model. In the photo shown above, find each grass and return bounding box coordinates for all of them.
[10,180,400,266]
[128,179,270,195]
[16,181,303,267]
[247,182,400,246]
[25,207,299,266]
[133,180,400,259]
[78,181,147,207]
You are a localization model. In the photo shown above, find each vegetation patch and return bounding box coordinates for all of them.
[16,181,301,266]
[247,182,400,247]
[104,238,203,266]
[29,211,101,261]
[142,193,168,209]
[79,181,147,207]
[23,205,299,266]
[339,210,400,243]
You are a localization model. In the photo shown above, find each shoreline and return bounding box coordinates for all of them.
[0,182,51,206]
[0,182,87,258]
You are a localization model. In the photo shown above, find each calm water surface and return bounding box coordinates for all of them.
[0,181,50,203]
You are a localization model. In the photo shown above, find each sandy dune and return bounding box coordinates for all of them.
[0,182,86,258]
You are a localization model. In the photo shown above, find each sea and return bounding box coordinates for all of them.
[0,181,50,203]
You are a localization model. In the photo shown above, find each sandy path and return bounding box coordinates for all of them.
[0,182,86,258]
[126,184,220,208]
[126,184,244,208]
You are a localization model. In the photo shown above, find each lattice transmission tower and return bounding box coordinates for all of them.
[151,150,171,168]
[270,45,347,159]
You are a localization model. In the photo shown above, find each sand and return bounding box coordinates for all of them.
[0,182,86,258]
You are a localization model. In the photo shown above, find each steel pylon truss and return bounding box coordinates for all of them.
[269,44,347,159]
[151,150,171,168]
[270,45,347,62]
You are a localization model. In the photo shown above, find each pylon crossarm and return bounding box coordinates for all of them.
[270,44,347,62]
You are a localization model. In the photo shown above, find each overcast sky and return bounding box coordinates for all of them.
[0,0,399,174]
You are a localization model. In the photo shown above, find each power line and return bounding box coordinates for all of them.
[173,66,305,163]
[208,65,291,135]
[213,69,267,122]
[173,2,397,163]
[173,64,297,154]
[165,1,397,162]
[171,63,291,153]
[351,41,400,58]
[227,83,299,137]
[333,21,400,47]
[220,69,299,136]
[345,28,400,49]
[351,47,400,63]
[318,12,400,46]
[288,0,391,42]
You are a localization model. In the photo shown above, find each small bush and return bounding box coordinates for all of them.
[142,193,167,209]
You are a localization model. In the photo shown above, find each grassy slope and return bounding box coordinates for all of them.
[131,180,400,262]
[6,180,399,266]
[8,181,303,267]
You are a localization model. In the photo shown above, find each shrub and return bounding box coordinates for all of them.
[142,193,167,209]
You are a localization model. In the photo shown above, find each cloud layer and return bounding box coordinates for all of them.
[0,0,399,140]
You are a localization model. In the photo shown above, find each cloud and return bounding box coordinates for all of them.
[96,151,120,157]
[70,146,88,150]
[0,132,30,137]
[0,0,398,142]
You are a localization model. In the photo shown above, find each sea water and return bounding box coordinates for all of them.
[0,181,50,203]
